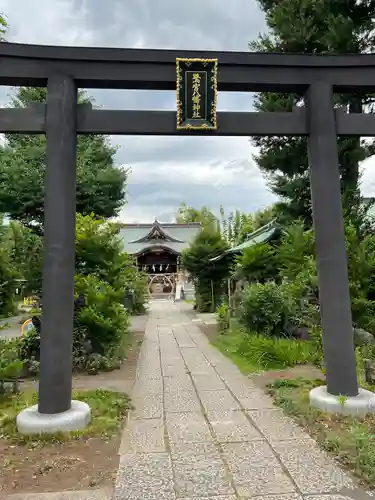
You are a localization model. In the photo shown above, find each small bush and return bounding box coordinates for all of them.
[238,281,287,336]
[0,339,23,393]
[75,273,129,355]
[18,322,124,375]
[216,302,230,333]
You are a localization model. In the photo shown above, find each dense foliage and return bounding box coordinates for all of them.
[182,227,230,312]
[9,214,148,374]
[176,203,220,231]
[250,0,375,225]
[0,87,128,231]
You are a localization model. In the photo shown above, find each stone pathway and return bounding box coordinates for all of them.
[113,300,370,500]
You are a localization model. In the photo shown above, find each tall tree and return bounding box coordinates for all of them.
[182,227,230,312]
[219,205,276,246]
[251,0,375,225]
[0,87,128,230]
[176,203,220,231]
[219,207,254,245]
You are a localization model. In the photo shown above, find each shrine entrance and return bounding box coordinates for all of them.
[2,41,375,420]
[119,220,200,298]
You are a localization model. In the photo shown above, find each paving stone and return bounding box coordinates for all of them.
[164,389,201,413]
[304,496,354,500]
[132,377,163,397]
[222,442,296,497]
[161,355,185,366]
[164,375,195,393]
[200,352,227,367]
[199,390,241,412]
[214,362,243,379]
[163,363,189,377]
[272,438,354,494]
[236,390,276,410]
[119,418,165,453]
[223,378,257,396]
[187,365,217,377]
[2,490,113,500]
[246,495,302,500]
[181,347,206,358]
[166,412,212,446]
[181,497,237,500]
[160,349,180,359]
[207,410,263,443]
[171,443,235,498]
[130,394,163,419]
[192,373,226,392]
[136,367,163,380]
[113,453,175,500]
[247,408,307,443]
[175,339,196,348]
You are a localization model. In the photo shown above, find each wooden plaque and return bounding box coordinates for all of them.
[176,58,218,131]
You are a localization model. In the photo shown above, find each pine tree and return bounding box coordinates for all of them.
[251,0,375,225]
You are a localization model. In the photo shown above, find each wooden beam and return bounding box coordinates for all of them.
[0,106,45,133]
[0,106,309,136]
[1,104,375,137]
[336,109,375,136]
[76,108,308,136]
[0,42,375,91]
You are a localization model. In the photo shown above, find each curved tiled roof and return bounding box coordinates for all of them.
[119,220,201,255]
[210,219,281,262]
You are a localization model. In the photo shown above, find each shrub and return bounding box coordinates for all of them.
[216,302,230,333]
[238,281,287,336]
[235,242,278,283]
[0,339,23,393]
[0,244,19,317]
[18,322,123,375]
[75,273,129,356]
[277,221,315,282]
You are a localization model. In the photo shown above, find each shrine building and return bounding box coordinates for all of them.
[119,220,201,296]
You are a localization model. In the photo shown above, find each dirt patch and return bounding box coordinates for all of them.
[250,364,324,390]
[0,327,145,495]
[0,437,119,494]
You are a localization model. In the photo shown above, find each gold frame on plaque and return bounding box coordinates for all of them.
[176,57,218,131]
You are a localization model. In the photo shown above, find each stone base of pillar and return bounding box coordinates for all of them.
[309,385,375,417]
[16,400,91,435]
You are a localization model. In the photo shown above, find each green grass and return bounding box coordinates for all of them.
[212,329,315,374]
[0,389,131,445]
[212,332,262,373]
[269,377,375,488]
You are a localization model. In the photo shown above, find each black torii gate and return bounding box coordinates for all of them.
[1,42,375,416]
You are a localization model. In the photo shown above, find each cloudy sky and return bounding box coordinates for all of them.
[0,0,374,222]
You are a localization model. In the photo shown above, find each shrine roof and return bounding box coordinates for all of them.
[210,219,281,262]
[119,220,201,255]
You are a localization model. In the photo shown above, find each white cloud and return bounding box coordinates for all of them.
[360,154,375,197]
[0,0,270,222]
[3,0,373,223]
